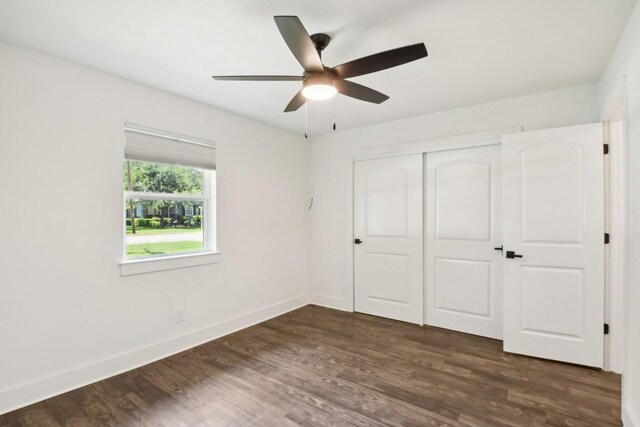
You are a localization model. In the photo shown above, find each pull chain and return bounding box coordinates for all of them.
[304,102,308,139]
[333,90,337,130]
[332,88,337,131]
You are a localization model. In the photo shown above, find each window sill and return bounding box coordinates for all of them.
[120,252,220,276]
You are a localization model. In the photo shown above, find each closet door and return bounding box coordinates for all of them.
[502,123,604,367]
[425,145,503,339]
[353,154,423,324]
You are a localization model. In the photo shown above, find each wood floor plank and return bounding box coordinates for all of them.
[0,305,622,426]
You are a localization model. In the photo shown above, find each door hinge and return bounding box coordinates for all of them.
[604,144,609,155]
[605,233,610,244]
[604,323,610,335]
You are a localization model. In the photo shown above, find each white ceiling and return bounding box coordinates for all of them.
[0,0,636,135]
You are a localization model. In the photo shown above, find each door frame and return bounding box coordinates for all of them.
[344,127,521,317]
[603,93,629,374]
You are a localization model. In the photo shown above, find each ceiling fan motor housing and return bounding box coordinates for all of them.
[303,74,334,87]
[310,33,332,54]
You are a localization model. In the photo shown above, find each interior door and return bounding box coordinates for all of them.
[354,154,423,324]
[425,145,503,339]
[502,123,605,367]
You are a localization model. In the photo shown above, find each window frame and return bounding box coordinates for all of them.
[119,125,219,275]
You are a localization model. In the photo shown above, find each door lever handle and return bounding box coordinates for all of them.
[506,251,523,259]
[494,245,503,252]
[354,238,363,244]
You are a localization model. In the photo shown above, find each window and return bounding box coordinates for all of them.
[122,124,216,263]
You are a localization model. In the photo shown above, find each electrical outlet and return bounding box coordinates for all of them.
[176,309,185,323]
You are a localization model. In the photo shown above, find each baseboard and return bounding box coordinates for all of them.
[309,294,349,311]
[624,405,638,427]
[0,294,309,415]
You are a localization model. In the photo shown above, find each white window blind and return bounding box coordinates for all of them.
[124,124,216,170]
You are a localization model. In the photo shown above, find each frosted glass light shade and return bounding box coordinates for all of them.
[302,75,337,101]
[302,83,337,100]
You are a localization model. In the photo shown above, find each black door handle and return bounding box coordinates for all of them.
[354,238,363,244]
[494,245,503,252]
[506,251,523,259]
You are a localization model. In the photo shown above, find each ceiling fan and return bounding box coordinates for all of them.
[212,16,428,113]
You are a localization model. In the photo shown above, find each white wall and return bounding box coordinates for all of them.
[599,2,640,425]
[0,42,310,414]
[0,28,625,418]
[308,84,599,309]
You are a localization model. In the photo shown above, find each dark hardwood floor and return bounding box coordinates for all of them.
[1,305,621,426]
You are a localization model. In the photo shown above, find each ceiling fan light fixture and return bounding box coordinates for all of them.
[212,16,428,115]
[302,76,337,101]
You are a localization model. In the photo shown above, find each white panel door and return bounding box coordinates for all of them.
[502,123,605,367]
[425,145,503,339]
[354,154,423,324]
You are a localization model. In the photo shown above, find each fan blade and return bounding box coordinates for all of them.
[212,75,304,81]
[334,43,427,79]
[284,90,306,112]
[335,80,389,104]
[274,16,324,73]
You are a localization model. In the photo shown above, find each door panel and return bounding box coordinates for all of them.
[354,155,423,324]
[366,169,408,237]
[434,258,492,317]
[520,266,584,337]
[521,144,583,243]
[365,253,410,303]
[502,123,604,367]
[425,145,502,339]
[435,162,492,241]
